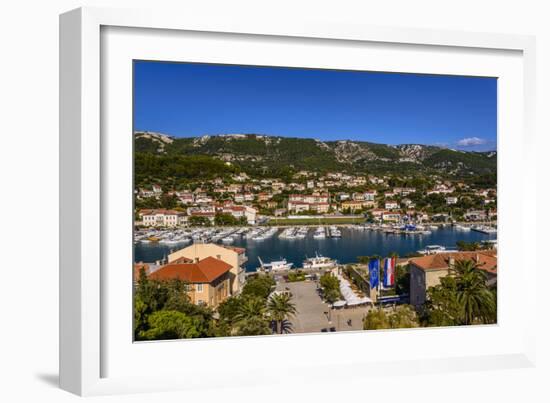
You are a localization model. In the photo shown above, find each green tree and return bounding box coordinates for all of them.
[139,310,201,340]
[133,295,148,337]
[456,240,480,251]
[364,305,419,330]
[217,296,244,327]
[134,271,215,339]
[188,215,212,227]
[234,296,267,322]
[319,272,341,304]
[160,193,178,209]
[388,305,419,328]
[395,264,410,295]
[267,293,297,334]
[241,275,276,299]
[451,259,496,325]
[423,259,496,326]
[215,213,238,226]
[233,296,272,336]
[423,277,462,327]
[236,316,272,336]
[363,308,390,330]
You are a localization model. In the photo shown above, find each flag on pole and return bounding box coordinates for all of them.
[383,257,396,287]
[368,258,379,289]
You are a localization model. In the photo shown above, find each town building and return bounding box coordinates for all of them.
[384,201,399,210]
[287,193,330,214]
[195,193,213,204]
[338,193,351,201]
[148,256,232,308]
[393,187,416,196]
[409,251,497,307]
[257,192,272,202]
[227,184,243,193]
[167,243,248,294]
[446,196,459,205]
[178,192,194,204]
[219,205,258,224]
[363,190,377,201]
[341,200,364,212]
[138,188,155,198]
[139,209,186,227]
[464,210,487,221]
[382,211,401,222]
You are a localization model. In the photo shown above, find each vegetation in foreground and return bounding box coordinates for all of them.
[134,271,298,340]
[421,259,497,326]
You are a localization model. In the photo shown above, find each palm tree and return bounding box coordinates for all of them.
[450,259,496,325]
[234,296,266,322]
[267,293,297,334]
[233,296,271,336]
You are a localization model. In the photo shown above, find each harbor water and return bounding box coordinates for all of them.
[134,226,497,272]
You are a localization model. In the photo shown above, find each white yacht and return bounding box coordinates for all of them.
[258,257,293,272]
[329,226,342,238]
[417,245,456,255]
[471,225,497,234]
[313,226,326,239]
[302,253,337,269]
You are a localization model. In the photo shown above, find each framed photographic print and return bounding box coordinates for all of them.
[60,7,537,396]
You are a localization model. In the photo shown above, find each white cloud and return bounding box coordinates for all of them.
[457,137,487,147]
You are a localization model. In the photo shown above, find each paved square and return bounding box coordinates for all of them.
[277,280,371,333]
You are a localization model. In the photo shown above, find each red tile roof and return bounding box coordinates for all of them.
[148,256,232,283]
[222,245,246,254]
[139,209,183,216]
[171,256,194,264]
[410,251,497,274]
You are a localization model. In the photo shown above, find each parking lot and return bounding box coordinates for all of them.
[276,280,371,333]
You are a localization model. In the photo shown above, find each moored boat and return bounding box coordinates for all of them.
[302,253,337,269]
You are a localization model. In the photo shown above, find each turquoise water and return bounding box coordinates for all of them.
[134,226,496,272]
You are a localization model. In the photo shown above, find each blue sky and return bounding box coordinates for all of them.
[134,61,497,151]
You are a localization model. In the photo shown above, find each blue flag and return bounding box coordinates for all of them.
[368,258,379,289]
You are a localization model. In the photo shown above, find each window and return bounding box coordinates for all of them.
[196,284,203,292]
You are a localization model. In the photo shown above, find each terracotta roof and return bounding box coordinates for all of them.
[139,209,183,216]
[410,251,497,274]
[191,211,215,217]
[171,256,194,264]
[149,256,232,283]
[222,245,246,254]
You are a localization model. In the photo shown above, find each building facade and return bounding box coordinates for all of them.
[409,251,497,307]
[167,243,248,295]
[148,256,232,308]
[139,209,186,227]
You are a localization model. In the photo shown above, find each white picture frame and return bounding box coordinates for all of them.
[60,6,537,396]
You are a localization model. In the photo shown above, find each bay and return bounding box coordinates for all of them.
[134,226,497,272]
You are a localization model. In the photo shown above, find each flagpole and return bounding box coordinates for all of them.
[378,257,382,309]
